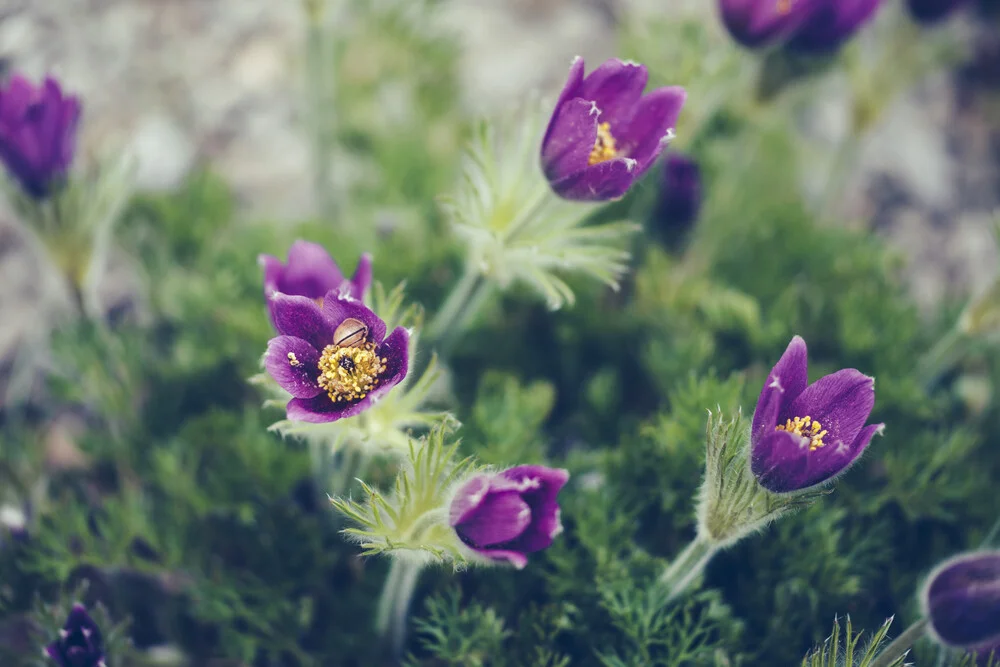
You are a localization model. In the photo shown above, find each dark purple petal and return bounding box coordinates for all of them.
[264,336,322,399]
[576,59,649,128]
[784,369,875,450]
[655,153,702,239]
[260,254,283,296]
[46,603,104,667]
[924,551,1000,649]
[541,98,600,182]
[269,293,335,351]
[718,0,821,48]
[498,465,569,552]
[321,294,388,345]
[454,490,532,546]
[542,56,587,151]
[349,252,373,300]
[616,86,687,171]
[280,240,346,300]
[751,336,809,447]
[375,326,410,391]
[549,157,640,202]
[751,428,812,493]
[449,475,490,526]
[785,0,883,53]
[906,0,968,23]
[286,393,374,423]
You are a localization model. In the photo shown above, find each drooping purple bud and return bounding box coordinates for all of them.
[717,0,820,49]
[45,603,106,667]
[653,153,701,248]
[922,551,1000,656]
[784,0,883,53]
[0,74,80,199]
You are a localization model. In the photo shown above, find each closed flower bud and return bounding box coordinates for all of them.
[654,153,701,249]
[922,551,1000,656]
[784,0,883,53]
[46,604,106,667]
[717,0,820,49]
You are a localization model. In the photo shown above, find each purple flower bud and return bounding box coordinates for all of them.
[0,74,81,200]
[906,0,969,23]
[922,551,1000,655]
[654,153,701,246]
[540,58,686,202]
[449,465,569,569]
[259,241,372,328]
[264,292,409,423]
[785,0,883,53]
[717,0,821,49]
[45,604,105,667]
[750,336,884,493]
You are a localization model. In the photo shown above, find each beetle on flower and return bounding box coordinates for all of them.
[0,74,80,200]
[264,291,409,423]
[540,57,686,202]
[46,603,105,667]
[750,335,884,493]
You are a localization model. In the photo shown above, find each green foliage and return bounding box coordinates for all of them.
[800,616,902,667]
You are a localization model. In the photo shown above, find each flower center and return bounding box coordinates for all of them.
[316,341,387,403]
[775,415,828,451]
[588,122,619,165]
[775,0,794,14]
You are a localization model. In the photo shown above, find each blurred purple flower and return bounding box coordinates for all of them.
[717,0,820,48]
[260,241,372,327]
[785,0,883,53]
[0,73,80,199]
[540,57,686,202]
[449,465,569,569]
[922,551,1000,655]
[750,336,883,493]
[906,0,969,23]
[46,603,105,667]
[264,292,408,423]
[655,153,701,243]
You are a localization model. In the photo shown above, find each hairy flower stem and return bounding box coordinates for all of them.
[658,534,719,602]
[376,559,423,658]
[424,269,492,354]
[870,618,929,667]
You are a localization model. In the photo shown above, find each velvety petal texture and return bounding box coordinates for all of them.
[540,57,686,202]
[46,603,105,667]
[718,0,820,48]
[654,153,701,246]
[260,241,372,327]
[750,336,883,493]
[923,551,1000,651]
[906,0,968,23]
[785,0,883,53]
[449,465,570,569]
[264,292,409,424]
[0,74,80,199]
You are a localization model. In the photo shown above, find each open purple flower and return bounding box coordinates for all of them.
[449,465,569,569]
[718,0,820,49]
[264,292,409,423]
[785,0,882,53]
[260,241,372,327]
[922,551,1000,655]
[540,58,686,202]
[0,74,81,199]
[906,0,968,24]
[46,603,105,667]
[750,336,883,493]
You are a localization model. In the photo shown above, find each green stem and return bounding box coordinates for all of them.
[423,268,492,354]
[871,618,928,667]
[658,534,719,602]
[375,559,423,659]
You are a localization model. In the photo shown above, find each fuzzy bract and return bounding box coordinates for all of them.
[46,604,105,667]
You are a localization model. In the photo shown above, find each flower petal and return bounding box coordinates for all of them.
[286,393,376,423]
[925,551,1000,648]
[269,293,335,351]
[349,252,374,300]
[467,546,529,569]
[455,489,532,547]
[751,336,809,447]
[542,56,587,149]
[374,326,410,391]
[616,86,686,173]
[784,369,875,449]
[264,336,322,399]
[449,475,491,526]
[549,157,639,201]
[499,465,569,552]
[321,294,388,345]
[718,0,820,48]
[576,59,649,128]
[786,0,882,53]
[541,98,600,181]
[282,240,345,300]
[751,428,812,493]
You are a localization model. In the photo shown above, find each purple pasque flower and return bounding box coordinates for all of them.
[449,465,569,569]
[784,0,883,53]
[0,73,81,199]
[46,603,105,667]
[922,551,1000,654]
[718,0,820,49]
[540,57,686,202]
[906,0,969,24]
[655,153,701,242]
[260,240,372,326]
[750,335,883,493]
[264,291,408,423]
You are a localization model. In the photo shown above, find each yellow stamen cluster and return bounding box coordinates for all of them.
[588,122,619,165]
[315,341,387,403]
[776,415,828,451]
[775,0,794,14]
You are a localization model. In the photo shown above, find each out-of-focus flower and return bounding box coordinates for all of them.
[448,465,569,568]
[46,603,106,667]
[260,241,372,325]
[265,292,409,424]
[750,335,884,493]
[906,0,969,23]
[717,0,819,49]
[785,0,883,53]
[922,551,1000,656]
[0,74,80,199]
[540,57,686,202]
[654,153,701,246]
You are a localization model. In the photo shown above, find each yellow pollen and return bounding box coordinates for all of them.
[316,340,387,403]
[775,415,828,451]
[588,122,619,165]
[287,352,300,367]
